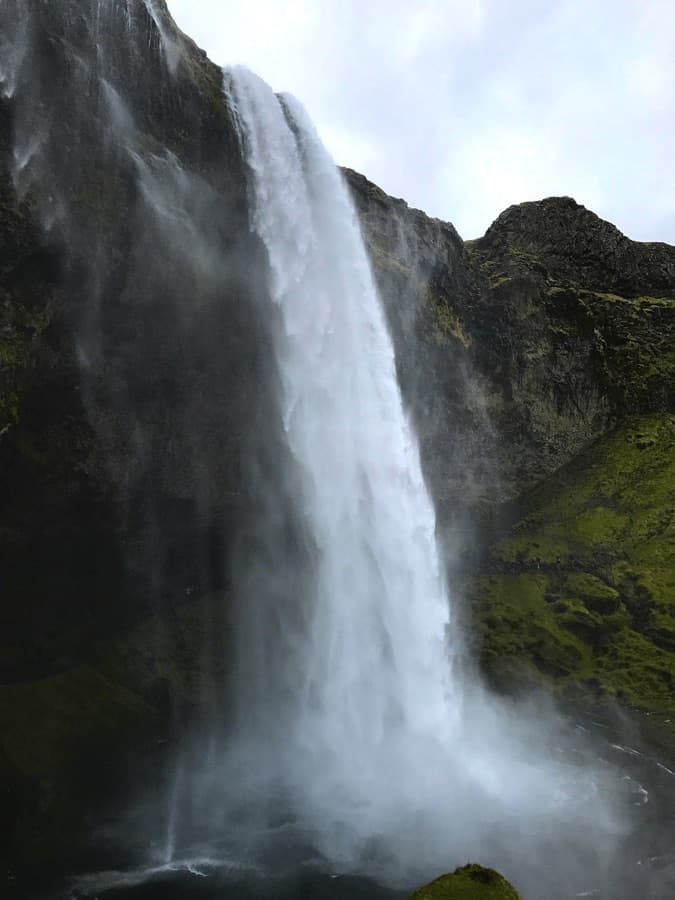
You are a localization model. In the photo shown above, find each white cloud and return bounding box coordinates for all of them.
[167,0,675,242]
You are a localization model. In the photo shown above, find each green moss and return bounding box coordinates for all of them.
[472,414,675,735]
[0,599,215,862]
[494,530,570,566]
[0,286,54,429]
[178,37,240,132]
[488,274,512,289]
[0,595,222,863]
[0,666,156,778]
[1,388,19,424]
[465,248,499,276]
[0,667,155,859]
[0,338,19,365]
[410,863,521,900]
[564,572,620,613]
[541,287,675,410]
[503,243,544,269]
[573,506,628,544]
[583,290,674,308]
[426,289,472,348]
[475,574,588,683]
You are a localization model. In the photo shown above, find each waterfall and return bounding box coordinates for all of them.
[216,66,620,883]
[225,64,458,756]
[220,65,459,859]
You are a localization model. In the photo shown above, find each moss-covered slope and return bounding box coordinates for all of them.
[470,413,674,745]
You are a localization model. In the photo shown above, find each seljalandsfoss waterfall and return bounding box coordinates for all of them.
[222,66,460,807]
[2,3,673,900]
[163,65,619,893]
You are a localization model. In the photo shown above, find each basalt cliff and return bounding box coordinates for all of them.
[346,170,675,745]
[0,0,673,874]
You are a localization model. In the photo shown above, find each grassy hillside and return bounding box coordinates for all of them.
[471,413,674,748]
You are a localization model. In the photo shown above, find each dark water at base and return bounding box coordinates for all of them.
[10,718,674,900]
[78,867,406,900]
[16,858,408,900]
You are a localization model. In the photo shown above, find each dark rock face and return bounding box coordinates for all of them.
[0,0,277,671]
[0,2,283,865]
[478,196,675,298]
[343,169,490,536]
[346,174,675,521]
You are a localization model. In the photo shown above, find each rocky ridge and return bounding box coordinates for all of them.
[345,173,674,511]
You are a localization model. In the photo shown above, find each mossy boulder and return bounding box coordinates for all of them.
[564,572,621,614]
[410,864,521,900]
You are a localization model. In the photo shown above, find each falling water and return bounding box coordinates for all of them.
[225,63,459,766]
[217,66,621,887]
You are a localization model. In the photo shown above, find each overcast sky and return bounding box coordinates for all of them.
[167,0,674,243]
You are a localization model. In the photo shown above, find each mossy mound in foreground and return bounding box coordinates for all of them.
[471,413,674,750]
[410,864,521,899]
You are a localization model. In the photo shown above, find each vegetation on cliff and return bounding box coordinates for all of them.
[469,413,674,748]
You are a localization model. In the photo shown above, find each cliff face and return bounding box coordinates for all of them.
[472,413,674,746]
[0,0,279,863]
[346,173,675,748]
[342,169,490,532]
[0,0,276,672]
[346,175,674,514]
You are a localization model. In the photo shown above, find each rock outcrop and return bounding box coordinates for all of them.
[410,863,521,900]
